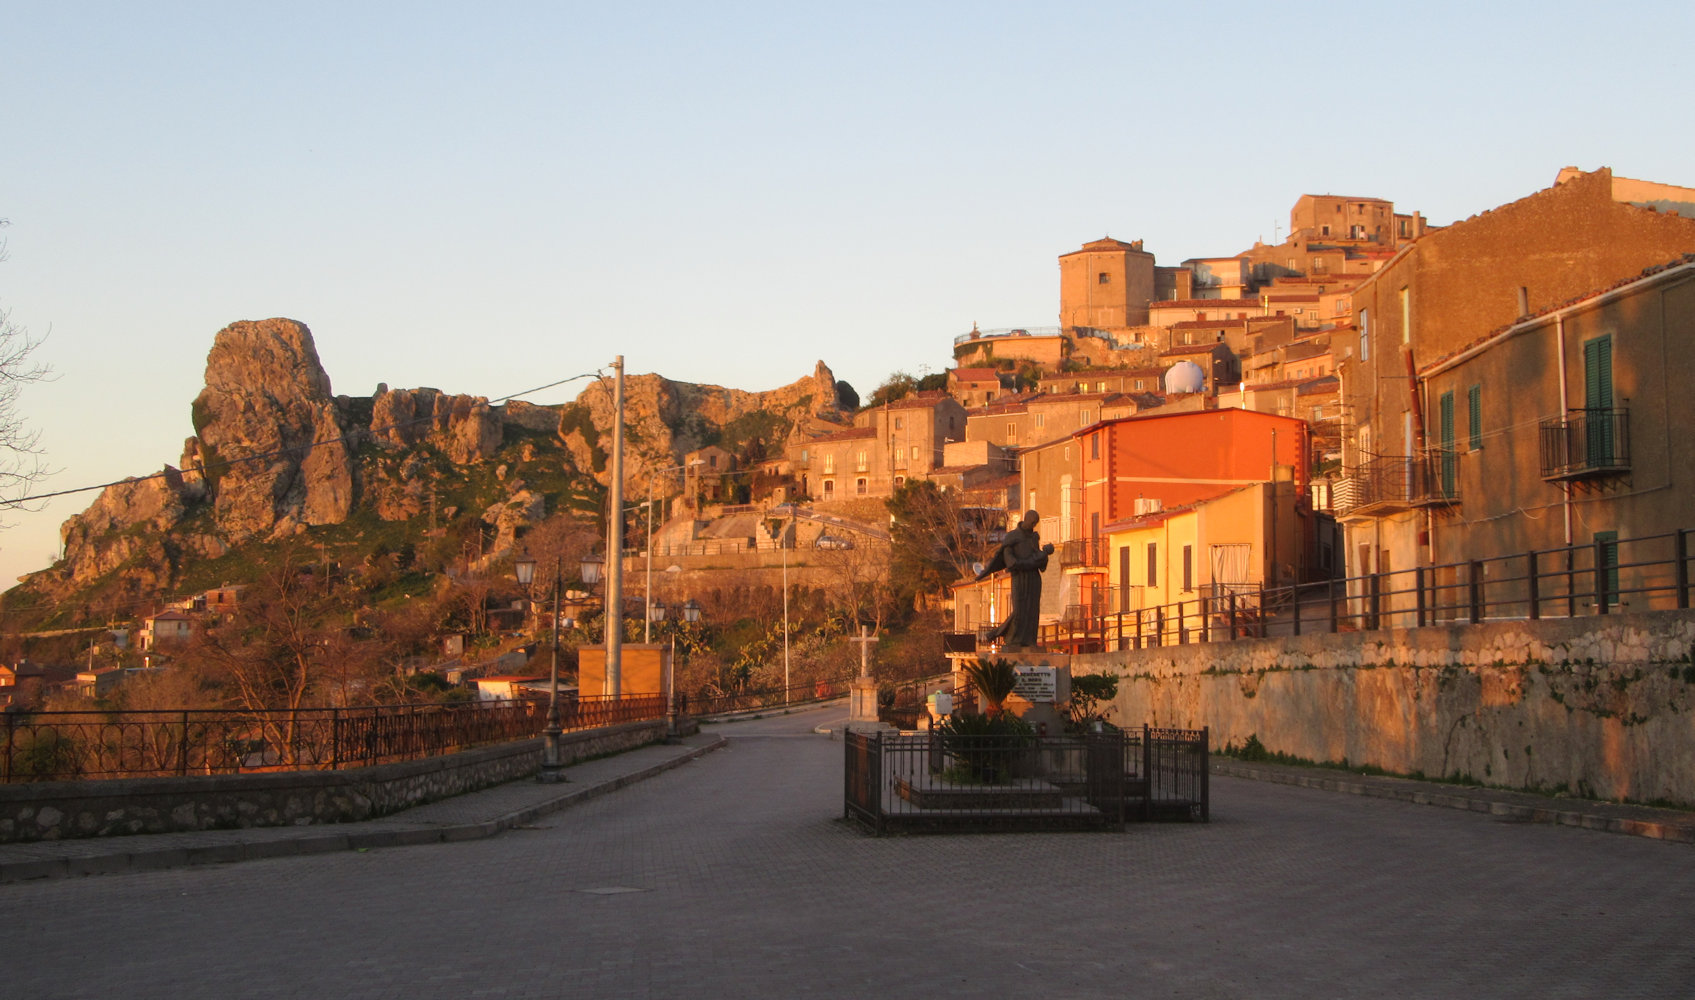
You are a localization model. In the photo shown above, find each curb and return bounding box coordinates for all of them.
[0,736,727,883]
[1213,760,1695,845]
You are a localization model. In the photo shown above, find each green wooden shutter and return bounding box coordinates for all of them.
[1596,530,1619,610]
[1584,335,1614,464]
[1438,390,1456,497]
[1467,384,1482,450]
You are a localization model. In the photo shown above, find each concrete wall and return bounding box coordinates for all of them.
[0,720,667,844]
[1073,609,1695,806]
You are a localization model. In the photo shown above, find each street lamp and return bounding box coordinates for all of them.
[515,554,567,784]
[664,598,704,736]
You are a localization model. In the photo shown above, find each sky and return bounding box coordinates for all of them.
[1,0,1691,589]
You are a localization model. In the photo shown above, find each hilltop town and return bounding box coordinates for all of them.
[4,165,1694,711]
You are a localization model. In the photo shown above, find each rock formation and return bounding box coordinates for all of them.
[180,318,353,541]
[24,318,845,617]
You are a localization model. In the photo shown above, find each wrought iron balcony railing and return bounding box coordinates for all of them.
[1333,449,1460,518]
[1060,537,1109,569]
[1540,407,1630,481]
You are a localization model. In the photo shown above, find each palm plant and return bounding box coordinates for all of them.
[961,657,1019,716]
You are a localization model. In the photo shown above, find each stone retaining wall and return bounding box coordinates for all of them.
[1072,610,1695,807]
[0,720,666,844]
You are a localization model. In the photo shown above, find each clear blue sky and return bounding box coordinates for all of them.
[1,1,1689,588]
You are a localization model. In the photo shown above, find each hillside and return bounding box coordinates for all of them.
[3,318,848,631]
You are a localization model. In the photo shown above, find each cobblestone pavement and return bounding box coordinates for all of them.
[4,704,1694,999]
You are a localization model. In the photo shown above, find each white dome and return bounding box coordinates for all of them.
[1165,360,1206,394]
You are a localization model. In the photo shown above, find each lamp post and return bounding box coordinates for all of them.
[515,554,567,784]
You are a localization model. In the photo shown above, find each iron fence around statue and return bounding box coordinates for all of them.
[843,725,1208,834]
[0,694,667,783]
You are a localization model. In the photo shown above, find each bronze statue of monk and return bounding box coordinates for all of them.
[976,509,1054,650]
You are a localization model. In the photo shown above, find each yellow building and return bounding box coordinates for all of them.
[1102,483,1300,643]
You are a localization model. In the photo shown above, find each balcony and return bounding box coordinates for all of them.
[1333,450,1460,519]
[1060,537,1108,570]
[1540,408,1630,482]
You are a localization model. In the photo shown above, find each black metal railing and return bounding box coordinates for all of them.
[682,679,849,717]
[0,694,668,784]
[1540,407,1630,480]
[1333,449,1459,517]
[1037,527,1694,652]
[844,725,1208,835]
[1060,537,1108,569]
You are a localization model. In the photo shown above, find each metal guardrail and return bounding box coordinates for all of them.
[845,725,1208,835]
[0,695,667,783]
[682,679,849,717]
[1038,528,1694,652]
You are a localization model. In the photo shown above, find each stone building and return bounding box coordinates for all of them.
[1334,167,1695,597]
[791,392,966,502]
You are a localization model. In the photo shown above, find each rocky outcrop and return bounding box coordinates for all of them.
[563,361,842,489]
[23,317,847,616]
[54,472,190,585]
[371,387,503,465]
[180,319,353,541]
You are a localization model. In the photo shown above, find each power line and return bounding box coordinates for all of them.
[0,372,603,509]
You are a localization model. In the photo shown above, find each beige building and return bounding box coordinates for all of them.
[964,391,1131,453]
[1410,255,1695,617]
[1058,237,1157,333]
[792,392,966,502]
[1336,167,1695,606]
[946,367,1007,407]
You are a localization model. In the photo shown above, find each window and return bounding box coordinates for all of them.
[1359,308,1370,361]
[1035,413,1045,429]
[1118,548,1132,612]
[910,446,919,461]
[1007,421,1016,442]
[1321,225,1331,236]
[1596,531,1619,610]
[1096,381,1106,393]
[1468,385,1482,450]
[1080,410,1091,425]
[894,416,903,430]
[1135,379,1145,390]
[822,479,835,499]
[822,454,835,474]
[1146,542,1158,586]
[1438,390,1457,498]
[856,478,867,496]
[1090,433,1099,460]
[1098,272,1110,284]
[855,450,868,472]
[1399,286,1410,344]
[894,475,905,487]
[1584,334,1615,463]
[1182,545,1193,593]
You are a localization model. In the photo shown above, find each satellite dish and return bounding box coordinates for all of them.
[972,561,985,576]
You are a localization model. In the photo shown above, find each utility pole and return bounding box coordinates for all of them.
[606,355,625,700]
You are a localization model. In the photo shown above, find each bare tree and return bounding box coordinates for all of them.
[0,220,51,515]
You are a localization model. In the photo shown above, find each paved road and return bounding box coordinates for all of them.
[4,705,1692,999]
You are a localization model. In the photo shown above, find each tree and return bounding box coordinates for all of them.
[866,370,918,408]
[834,379,859,411]
[886,480,977,611]
[0,220,51,515]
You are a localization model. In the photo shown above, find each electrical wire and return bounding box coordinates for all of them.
[0,372,603,509]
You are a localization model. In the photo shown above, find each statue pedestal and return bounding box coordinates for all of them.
[847,676,892,733]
